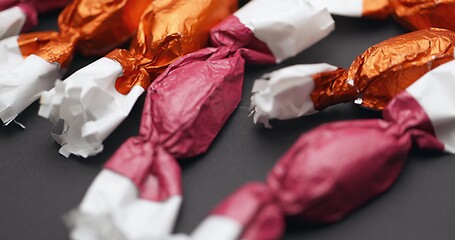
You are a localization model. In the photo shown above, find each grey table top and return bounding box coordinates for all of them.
[1,5,454,240]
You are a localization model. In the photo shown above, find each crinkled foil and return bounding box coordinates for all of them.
[361,0,455,31]
[122,0,154,33]
[113,0,238,94]
[30,0,135,68]
[57,0,132,55]
[311,28,455,110]
[390,0,455,31]
[17,31,59,58]
[107,49,151,94]
[310,68,352,111]
[349,28,455,109]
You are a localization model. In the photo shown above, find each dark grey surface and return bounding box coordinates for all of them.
[1,6,455,240]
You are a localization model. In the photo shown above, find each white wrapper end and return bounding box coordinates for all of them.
[0,35,26,75]
[251,63,338,128]
[166,235,191,240]
[0,54,60,125]
[190,216,242,240]
[163,216,242,240]
[310,0,363,17]
[39,57,145,158]
[234,0,335,63]
[0,7,26,40]
[66,170,182,240]
[406,60,455,154]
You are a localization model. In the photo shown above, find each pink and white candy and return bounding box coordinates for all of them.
[170,59,455,239]
[66,0,335,239]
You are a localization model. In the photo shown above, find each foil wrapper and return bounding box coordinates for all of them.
[390,0,455,31]
[0,0,70,39]
[0,0,136,125]
[170,59,455,240]
[39,0,238,158]
[316,0,455,31]
[251,28,455,127]
[66,0,334,239]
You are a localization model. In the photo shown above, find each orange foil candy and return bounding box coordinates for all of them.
[17,31,59,58]
[312,28,455,110]
[389,0,455,31]
[17,0,142,68]
[37,0,237,157]
[325,0,455,31]
[109,0,238,94]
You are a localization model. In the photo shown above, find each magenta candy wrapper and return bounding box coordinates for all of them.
[195,95,442,239]
[105,50,245,200]
[67,0,335,239]
[104,0,333,199]
[178,60,455,240]
[102,18,255,190]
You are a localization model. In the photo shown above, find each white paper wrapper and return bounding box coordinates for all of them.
[165,236,191,240]
[162,216,242,240]
[0,35,25,76]
[310,0,363,17]
[235,0,335,63]
[190,216,242,240]
[0,54,60,125]
[0,7,26,40]
[251,63,338,128]
[406,59,455,154]
[39,57,145,158]
[66,170,182,240]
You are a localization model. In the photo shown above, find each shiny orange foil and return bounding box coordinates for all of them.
[107,49,152,93]
[112,0,238,94]
[350,28,455,109]
[123,0,154,33]
[363,0,393,19]
[17,31,59,58]
[311,68,353,111]
[362,0,455,31]
[390,0,455,31]
[311,28,455,110]
[21,0,143,69]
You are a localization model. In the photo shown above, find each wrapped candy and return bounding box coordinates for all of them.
[314,0,455,31]
[0,0,142,126]
[39,0,239,158]
[0,0,70,39]
[65,0,334,239]
[167,58,455,240]
[251,28,455,127]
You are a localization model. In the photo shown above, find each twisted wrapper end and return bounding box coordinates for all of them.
[0,54,60,125]
[39,57,145,158]
[64,170,182,240]
[250,64,338,128]
[250,77,274,129]
[64,210,127,240]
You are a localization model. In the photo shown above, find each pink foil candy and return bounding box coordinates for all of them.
[172,59,455,240]
[0,0,70,38]
[66,0,335,239]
